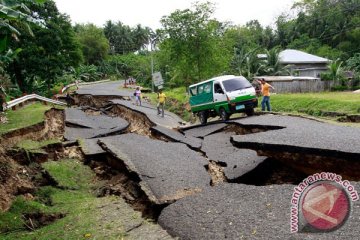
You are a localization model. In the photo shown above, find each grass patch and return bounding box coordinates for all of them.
[16,139,60,151]
[0,197,50,234]
[0,103,51,135]
[0,158,129,240]
[271,92,360,116]
[145,87,192,121]
[42,159,95,190]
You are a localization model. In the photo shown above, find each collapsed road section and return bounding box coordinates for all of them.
[231,114,360,180]
[27,85,358,239]
[64,108,129,141]
[98,133,211,204]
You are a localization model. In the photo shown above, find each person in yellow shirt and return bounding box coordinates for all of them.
[257,78,275,111]
[157,89,166,117]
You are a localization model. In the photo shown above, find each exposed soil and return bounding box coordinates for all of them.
[258,150,360,181]
[0,108,65,211]
[206,161,227,186]
[23,212,66,230]
[90,155,166,220]
[109,104,154,137]
[231,158,308,186]
[224,122,284,135]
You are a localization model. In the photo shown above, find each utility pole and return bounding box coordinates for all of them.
[150,36,158,93]
[151,51,154,93]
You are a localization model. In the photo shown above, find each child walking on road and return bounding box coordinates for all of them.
[134,86,142,106]
[157,89,166,117]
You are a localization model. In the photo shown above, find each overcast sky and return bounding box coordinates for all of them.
[54,0,296,29]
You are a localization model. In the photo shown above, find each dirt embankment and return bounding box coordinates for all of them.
[0,108,64,211]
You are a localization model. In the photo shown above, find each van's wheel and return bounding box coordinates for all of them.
[245,108,254,116]
[219,108,229,121]
[198,111,208,125]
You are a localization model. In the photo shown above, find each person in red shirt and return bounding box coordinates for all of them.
[257,78,275,111]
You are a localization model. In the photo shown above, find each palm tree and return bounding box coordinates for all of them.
[264,48,290,76]
[328,59,345,86]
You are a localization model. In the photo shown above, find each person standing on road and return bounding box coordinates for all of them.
[257,78,275,111]
[157,89,166,117]
[134,86,142,106]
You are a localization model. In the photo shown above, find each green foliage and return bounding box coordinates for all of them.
[278,0,360,60]
[146,87,192,121]
[74,65,102,82]
[74,24,109,65]
[287,34,343,60]
[7,0,83,94]
[104,20,150,54]
[159,2,229,85]
[263,47,290,76]
[103,54,151,86]
[327,59,348,85]
[0,0,46,53]
[346,53,360,72]
[231,48,264,79]
[331,85,349,91]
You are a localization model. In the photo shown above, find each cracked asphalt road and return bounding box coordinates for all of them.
[64,108,129,141]
[111,99,183,128]
[77,80,131,96]
[72,81,360,239]
[159,183,360,240]
[202,131,266,180]
[99,134,210,204]
[151,125,202,150]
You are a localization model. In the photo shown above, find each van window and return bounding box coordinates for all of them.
[189,87,197,96]
[222,78,252,92]
[204,83,211,93]
[214,83,224,94]
[198,85,204,94]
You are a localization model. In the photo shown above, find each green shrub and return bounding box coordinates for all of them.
[331,85,349,91]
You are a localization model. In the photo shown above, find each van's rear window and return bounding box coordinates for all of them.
[222,78,252,92]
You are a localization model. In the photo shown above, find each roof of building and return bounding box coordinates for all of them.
[258,49,330,64]
[279,49,330,64]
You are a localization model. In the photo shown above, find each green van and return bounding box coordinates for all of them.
[189,75,258,124]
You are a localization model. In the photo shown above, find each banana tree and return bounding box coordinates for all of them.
[0,0,46,52]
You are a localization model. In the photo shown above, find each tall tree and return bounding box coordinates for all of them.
[160,2,229,85]
[104,21,150,54]
[8,0,83,93]
[74,24,109,65]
